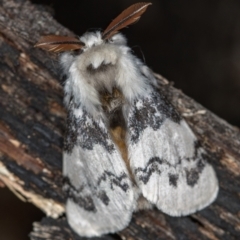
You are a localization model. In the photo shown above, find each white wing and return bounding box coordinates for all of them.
[63,101,135,237]
[127,89,218,216]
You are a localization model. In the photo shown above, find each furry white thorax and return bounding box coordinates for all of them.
[60,32,153,117]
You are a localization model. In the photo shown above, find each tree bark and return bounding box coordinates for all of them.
[0,0,239,239]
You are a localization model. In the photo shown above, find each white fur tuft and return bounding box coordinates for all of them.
[60,32,154,117]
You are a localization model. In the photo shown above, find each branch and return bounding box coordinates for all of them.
[0,0,239,239]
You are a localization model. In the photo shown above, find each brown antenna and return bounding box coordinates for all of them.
[102,2,152,40]
[34,35,84,53]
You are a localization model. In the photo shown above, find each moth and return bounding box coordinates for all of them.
[35,2,218,237]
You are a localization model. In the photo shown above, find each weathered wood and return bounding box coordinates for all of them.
[0,0,239,239]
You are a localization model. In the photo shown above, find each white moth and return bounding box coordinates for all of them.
[35,2,219,237]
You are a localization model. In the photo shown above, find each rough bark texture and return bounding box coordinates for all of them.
[0,0,240,239]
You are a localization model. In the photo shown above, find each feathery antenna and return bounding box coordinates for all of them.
[102,2,152,40]
[34,35,84,53]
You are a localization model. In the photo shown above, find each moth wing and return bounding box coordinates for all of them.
[127,89,218,216]
[63,103,135,237]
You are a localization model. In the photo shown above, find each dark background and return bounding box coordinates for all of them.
[1,0,240,239]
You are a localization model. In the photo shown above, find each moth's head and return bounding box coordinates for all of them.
[79,31,127,50]
[34,2,151,53]
[65,31,130,92]
[69,31,126,73]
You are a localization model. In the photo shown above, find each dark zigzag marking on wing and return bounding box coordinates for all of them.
[185,159,205,187]
[63,177,96,212]
[63,170,130,212]
[135,157,163,184]
[97,171,129,192]
[168,173,179,187]
[134,143,207,187]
